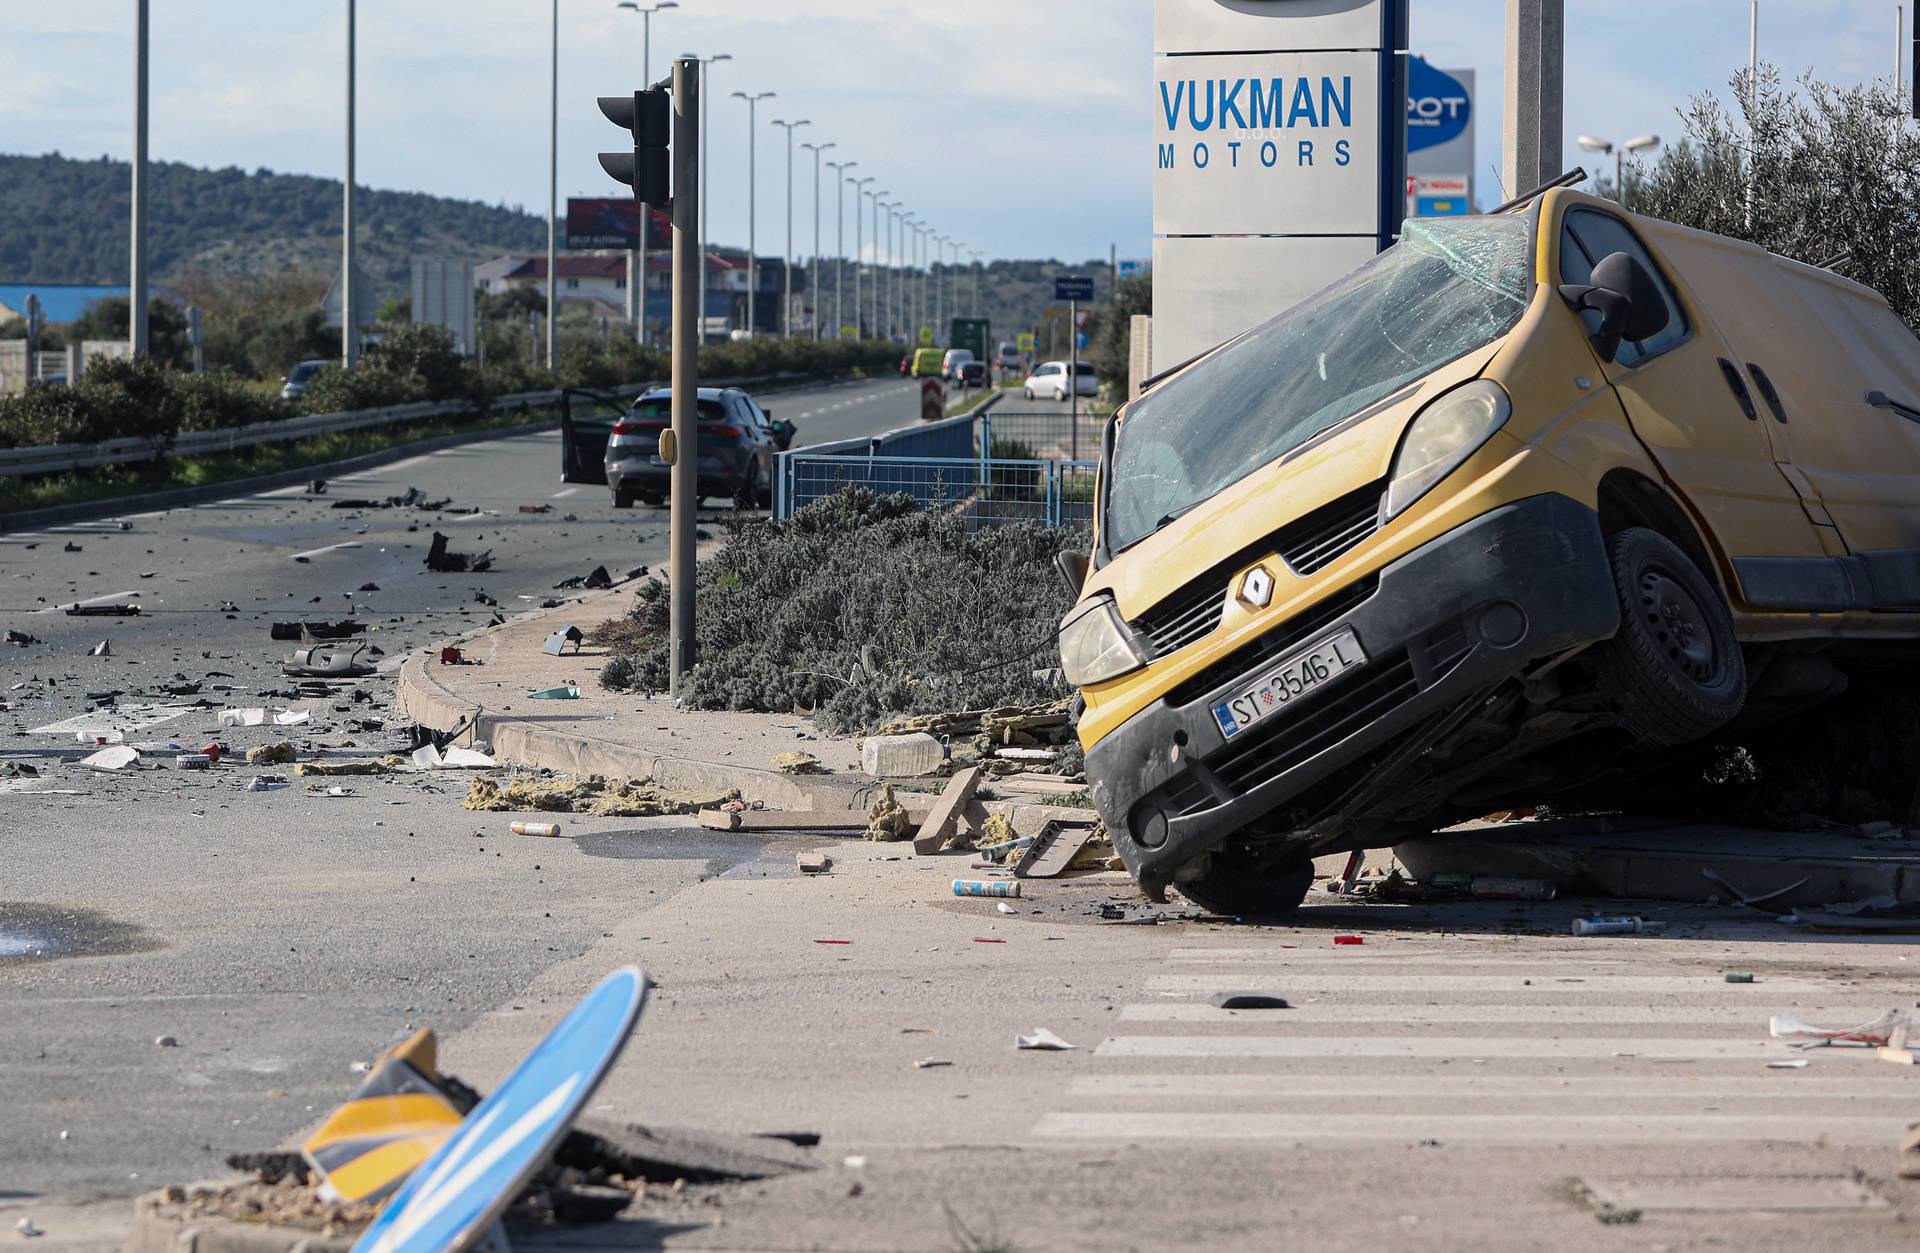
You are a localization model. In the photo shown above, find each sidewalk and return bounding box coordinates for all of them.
[395,580,1081,818]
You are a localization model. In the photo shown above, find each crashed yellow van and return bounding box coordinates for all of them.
[1061,188,1920,916]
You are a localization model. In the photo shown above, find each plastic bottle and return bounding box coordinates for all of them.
[953,880,1020,898]
[1572,916,1666,936]
[511,821,563,838]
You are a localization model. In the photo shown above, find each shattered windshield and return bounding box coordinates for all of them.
[1105,216,1535,553]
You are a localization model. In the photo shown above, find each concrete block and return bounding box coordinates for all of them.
[860,733,943,778]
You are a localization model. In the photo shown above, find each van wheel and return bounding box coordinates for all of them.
[1174,855,1314,920]
[1593,527,1747,746]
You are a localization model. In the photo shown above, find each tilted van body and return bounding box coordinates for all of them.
[1062,188,1920,916]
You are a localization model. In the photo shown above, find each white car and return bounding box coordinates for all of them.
[1023,360,1097,401]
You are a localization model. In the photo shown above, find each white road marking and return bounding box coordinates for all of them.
[29,702,195,736]
[289,542,363,561]
[1096,1035,1788,1060]
[1116,1003,1892,1025]
[550,487,581,499]
[1144,973,1834,994]
[1067,1074,1906,1099]
[1032,1112,1909,1146]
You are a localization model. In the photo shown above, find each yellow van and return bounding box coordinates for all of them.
[911,348,945,378]
[1059,188,1920,917]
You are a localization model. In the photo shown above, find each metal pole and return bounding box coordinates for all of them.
[1069,297,1079,460]
[784,124,794,337]
[545,0,557,369]
[1501,0,1563,199]
[634,8,652,346]
[132,0,149,358]
[1747,0,1758,230]
[669,56,700,692]
[344,0,360,369]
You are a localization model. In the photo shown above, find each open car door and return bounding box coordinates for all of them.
[559,388,628,485]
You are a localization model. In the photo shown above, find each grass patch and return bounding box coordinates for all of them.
[0,402,557,516]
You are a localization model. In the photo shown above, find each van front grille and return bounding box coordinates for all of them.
[1165,576,1379,708]
[1126,479,1388,660]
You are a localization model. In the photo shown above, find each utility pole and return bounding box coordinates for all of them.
[669,56,701,692]
[132,0,149,358]
[771,118,810,337]
[802,141,833,339]
[544,0,557,369]
[690,55,729,345]
[732,91,775,337]
[871,192,890,340]
[1501,0,1563,198]
[344,0,360,369]
[827,160,853,340]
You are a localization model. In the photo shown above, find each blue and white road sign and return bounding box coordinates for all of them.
[352,967,651,1253]
[1054,276,1095,302]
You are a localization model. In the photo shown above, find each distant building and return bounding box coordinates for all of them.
[475,249,792,337]
[0,283,181,325]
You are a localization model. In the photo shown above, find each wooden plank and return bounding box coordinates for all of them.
[1016,819,1104,878]
[993,772,1087,796]
[914,767,982,855]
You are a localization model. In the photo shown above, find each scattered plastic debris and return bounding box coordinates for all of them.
[1015,1028,1077,1051]
[1572,918,1667,936]
[954,880,1020,898]
[1769,1009,1905,1047]
[80,745,139,771]
[512,821,563,838]
[528,683,581,700]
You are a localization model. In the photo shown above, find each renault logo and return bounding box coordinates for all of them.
[1238,565,1275,608]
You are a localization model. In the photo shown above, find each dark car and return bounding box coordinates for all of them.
[600,386,795,509]
[954,360,988,389]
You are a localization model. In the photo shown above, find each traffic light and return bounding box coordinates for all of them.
[598,89,671,204]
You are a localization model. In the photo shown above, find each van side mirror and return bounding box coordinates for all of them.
[1054,550,1090,597]
[1557,251,1669,363]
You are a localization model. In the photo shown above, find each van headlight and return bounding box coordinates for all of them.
[1384,380,1512,520]
[1059,596,1148,687]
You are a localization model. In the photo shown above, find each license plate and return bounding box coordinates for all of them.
[1212,629,1368,740]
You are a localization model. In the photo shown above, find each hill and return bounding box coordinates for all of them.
[0,151,547,297]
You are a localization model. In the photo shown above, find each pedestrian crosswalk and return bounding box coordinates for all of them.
[1032,932,1920,1148]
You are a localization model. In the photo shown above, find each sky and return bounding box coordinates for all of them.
[0,2,1910,267]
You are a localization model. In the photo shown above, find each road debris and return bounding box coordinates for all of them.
[1770,1009,1905,1047]
[464,775,731,817]
[15,1217,42,1238]
[411,744,497,770]
[154,1035,177,1047]
[512,821,563,837]
[913,765,982,854]
[1572,917,1667,936]
[864,784,914,841]
[1015,818,1109,878]
[1767,1059,1811,1069]
[296,759,397,777]
[90,639,111,657]
[80,745,139,771]
[912,1058,951,1069]
[860,732,943,778]
[284,643,378,679]
[246,742,297,766]
[543,625,585,656]
[797,852,831,875]
[1334,935,1365,946]
[1725,971,1756,984]
[424,531,493,573]
[528,683,582,700]
[6,630,39,647]
[1015,1028,1077,1051]
[1469,877,1557,901]
[246,776,290,792]
[1211,993,1291,1010]
[773,751,827,775]
[1902,1124,1920,1179]
[954,880,1020,898]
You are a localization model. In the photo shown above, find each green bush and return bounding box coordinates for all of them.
[594,486,1083,733]
[174,370,292,430]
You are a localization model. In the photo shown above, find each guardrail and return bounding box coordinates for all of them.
[0,385,605,480]
[774,452,1096,530]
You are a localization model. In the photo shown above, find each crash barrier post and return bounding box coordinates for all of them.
[774,452,1098,530]
[977,410,1106,464]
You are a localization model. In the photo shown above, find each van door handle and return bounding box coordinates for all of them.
[1867,390,1920,425]
[1745,363,1789,423]
[1718,358,1758,420]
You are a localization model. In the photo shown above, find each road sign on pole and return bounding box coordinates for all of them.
[1054,276,1095,303]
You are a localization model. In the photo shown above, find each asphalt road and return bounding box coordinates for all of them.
[0,374,920,1214]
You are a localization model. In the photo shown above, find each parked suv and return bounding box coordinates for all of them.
[602,387,794,510]
[1025,360,1097,401]
[1060,190,1920,917]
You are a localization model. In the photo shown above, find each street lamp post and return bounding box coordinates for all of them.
[543,0,556,368]
[1577,133,1661,210]
[971,250,983,318]
[770,118,811,337]
[801,140,835,339]
[826,160,854,340]
[870,192,890,340]
[851,177,874,338]
[683,52,731,344]
[616,1,679,345]
[732,90,775,337]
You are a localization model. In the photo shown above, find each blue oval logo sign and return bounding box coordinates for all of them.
[1407,57,1470,153]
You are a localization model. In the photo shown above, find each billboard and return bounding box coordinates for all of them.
[1152,0,1408,370]
[1407,58,1475,218]
[564,199,669,251]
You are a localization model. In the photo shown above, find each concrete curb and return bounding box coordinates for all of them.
[0,414,560,535]
[395,651,874,813]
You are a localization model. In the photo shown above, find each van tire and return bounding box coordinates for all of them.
[1593,527,1746,746]
[1173,856,1315,920]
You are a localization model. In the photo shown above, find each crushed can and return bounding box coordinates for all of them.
[953,880,1020,898]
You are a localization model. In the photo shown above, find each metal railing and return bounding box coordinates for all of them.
[774,452,1097,530]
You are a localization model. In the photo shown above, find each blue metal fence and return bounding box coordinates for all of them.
[775,453,1097,530]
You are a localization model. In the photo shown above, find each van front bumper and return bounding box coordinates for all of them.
[1086,493,1620,898]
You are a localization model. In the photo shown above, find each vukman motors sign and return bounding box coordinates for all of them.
[1152,0,1407,369]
